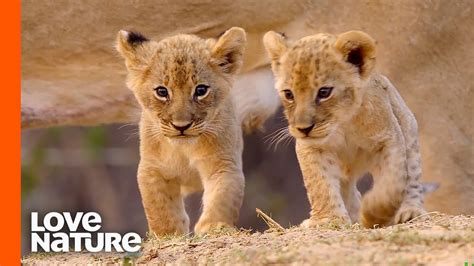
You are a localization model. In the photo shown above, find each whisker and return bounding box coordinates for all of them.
[273,133,292,150]
[264,127,290,149]
[264,126,293,151]
[118,123,137,130]
[264,126,288,142]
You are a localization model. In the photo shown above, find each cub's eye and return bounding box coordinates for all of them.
[283,89,294,102]
[317,87,333,99]
[154,86,169,100]
[194,84,210,100]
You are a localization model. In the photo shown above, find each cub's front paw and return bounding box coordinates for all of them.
[393,206,426,224]
[194,221,233,235]
[300,216,351,229]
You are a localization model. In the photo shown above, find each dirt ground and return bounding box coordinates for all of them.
[23,213,474,265]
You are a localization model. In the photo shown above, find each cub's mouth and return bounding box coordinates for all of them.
[158,120,215,139]
[158,120,204,138]
[163,131,202,143]
[168,133,200,138]
[295,133,329,141]
[302,133,329,139]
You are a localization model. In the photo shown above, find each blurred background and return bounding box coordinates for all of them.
[21,111,327,253]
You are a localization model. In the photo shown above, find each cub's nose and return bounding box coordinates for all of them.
[171,121,193,133]
[297,124,315,136]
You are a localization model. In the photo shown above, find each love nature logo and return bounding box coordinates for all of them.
[31,212,141,252]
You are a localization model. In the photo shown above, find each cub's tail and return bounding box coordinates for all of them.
[232,66,280,133]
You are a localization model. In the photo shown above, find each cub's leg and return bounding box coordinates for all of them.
[193,156,245,234]
[296,143,351,227]
[387,81,426,223]
[341,179,361,223]
[137,164,189,235]
[361,138,408,228]
[393,136,426,224]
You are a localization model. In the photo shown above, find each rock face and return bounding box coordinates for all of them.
[22,0,473,214]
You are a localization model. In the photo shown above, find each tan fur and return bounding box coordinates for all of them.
[264,31,426,228]
[23,1,473,216]
[117,28,247,235]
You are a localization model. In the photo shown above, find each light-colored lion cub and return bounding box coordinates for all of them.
[263,30,426,228]
[116,28,248,235]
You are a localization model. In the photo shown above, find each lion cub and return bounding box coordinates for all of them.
[264,30,426,228]
[116,28,248,235]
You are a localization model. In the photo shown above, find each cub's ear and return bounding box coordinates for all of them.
[211,27,247,75]
[116,30,154,71]
[334,31,376,79]
[263,31,288,62]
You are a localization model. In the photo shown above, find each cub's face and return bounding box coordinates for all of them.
[117,28,246,139]
[263,31,376,141]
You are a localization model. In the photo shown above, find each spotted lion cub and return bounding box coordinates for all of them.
[263,30,426,228]
[116,28,250,235]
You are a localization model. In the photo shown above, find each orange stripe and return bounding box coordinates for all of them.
[0,0,21,264]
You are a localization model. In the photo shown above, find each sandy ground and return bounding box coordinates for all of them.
[23,213,474,265]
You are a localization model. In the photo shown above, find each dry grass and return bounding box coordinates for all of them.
[23,213,474,265]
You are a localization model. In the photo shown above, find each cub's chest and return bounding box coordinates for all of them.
[334,133,383,176]
[144,139,200,179]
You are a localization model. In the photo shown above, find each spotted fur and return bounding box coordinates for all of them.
[264,30,426,228]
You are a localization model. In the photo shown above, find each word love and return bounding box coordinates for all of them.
[31,212,141,253]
